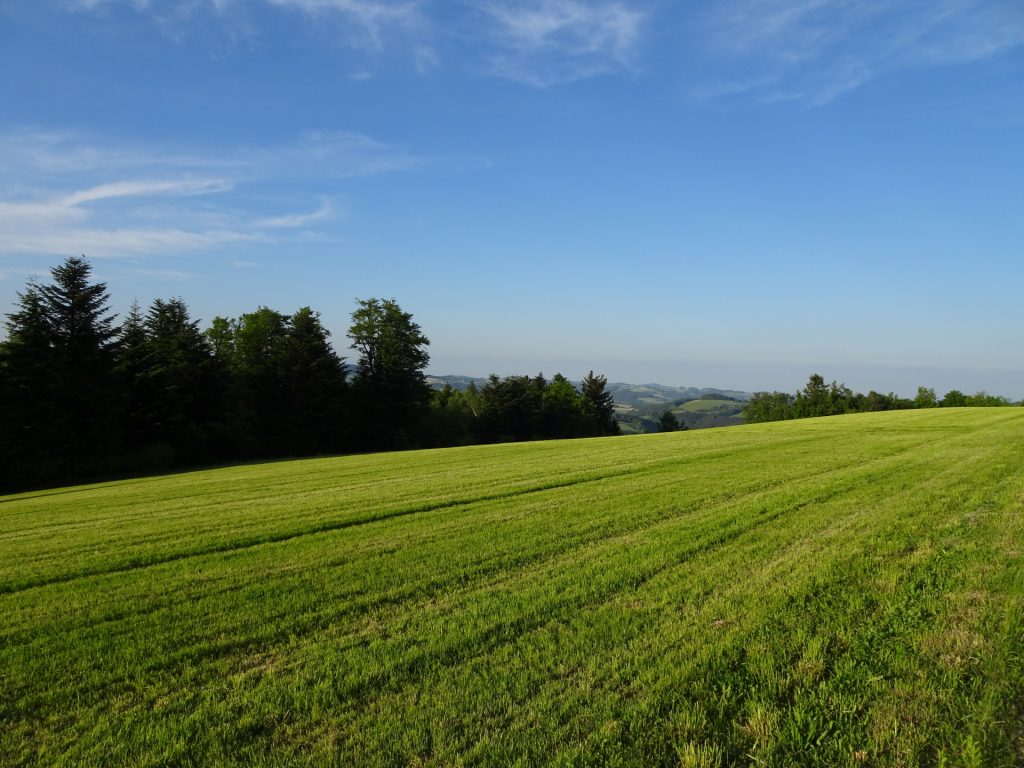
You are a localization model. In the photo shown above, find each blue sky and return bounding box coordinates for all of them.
[2,0,1023,396]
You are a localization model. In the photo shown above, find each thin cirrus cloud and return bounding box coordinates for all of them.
[0,228,256,260]
[0,129,425,259]
[478,0,646,86]
[0,178,237,257]
[0,128,425,180]
[53,0,1023,97]
[256,199,335,229]
[262,0,422,50]
[0,129,223,177]
[695,0,1024,105]
[61,179,232,207]
[263,130,425,177]
[63,0,646,85]
[0,179,258,259]
[63,0,428,72]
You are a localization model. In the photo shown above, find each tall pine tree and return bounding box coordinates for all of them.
[138,298,224,465]
[113,301,150,453]
[581,370,620,436]
[279,307,349,455]
[1,257,118,487]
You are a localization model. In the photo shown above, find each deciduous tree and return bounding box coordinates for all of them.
[348,298,431,449]
[939,390,968,408]
[914,386,937,409]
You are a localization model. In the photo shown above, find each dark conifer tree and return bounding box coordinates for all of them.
[478,374,543,442]
[581,370,620,436]
[138,298,224,465]
[658,410,681,432]
[113,301,151,453]
[208,305,349,457]
[279,306,349,454]
[794,373,828,417]
[1,282,55,487]
[38,257,118,359]
[44,259,120,468]
[1,257,118,487]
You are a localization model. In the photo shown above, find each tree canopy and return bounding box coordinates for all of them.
[743,373,1015,425]
[0,258,623,490]
[348,297,432,449]
[658,410,681,432]
[1,258,119,485]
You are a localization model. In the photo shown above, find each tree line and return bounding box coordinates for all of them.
[430,372,620,447]
[0,257,619,491]
[743,373,1016,424]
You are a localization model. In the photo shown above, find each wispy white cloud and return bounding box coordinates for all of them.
[0,226,258,259]
[66,0,430,64]
[0,128,424,182]
[64,0,647,86]
[61,178,232,206]
[0,128,221,176]
[0,128,429,260]
[0,178,231,247]
[262,0,422,50]
[696,0,1024,105]
[67,0,152,9]
[270,130,423,177]
[479,0,646,85]
[256,198,335,228]
[0,200,87,225]
[0,176,258,258]
[124,267,196,280]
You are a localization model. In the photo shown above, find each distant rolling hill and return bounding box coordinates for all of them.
[603,382,751,409]
[427,375,753,432]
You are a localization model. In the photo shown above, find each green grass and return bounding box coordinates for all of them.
[2,409,1024,767]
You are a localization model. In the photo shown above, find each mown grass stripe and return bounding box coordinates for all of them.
[2,408,1023,767]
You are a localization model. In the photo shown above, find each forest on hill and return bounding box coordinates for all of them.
[3,258,1018,492]
[743,374,1016,423]
[429,377,752,433]
[0,258,620,492]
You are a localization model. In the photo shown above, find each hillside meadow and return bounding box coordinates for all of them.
[2,408,1023,767]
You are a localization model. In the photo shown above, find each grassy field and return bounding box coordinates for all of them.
[2,409,1023,767]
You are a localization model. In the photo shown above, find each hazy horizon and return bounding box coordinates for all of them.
[424,358,1024,402]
